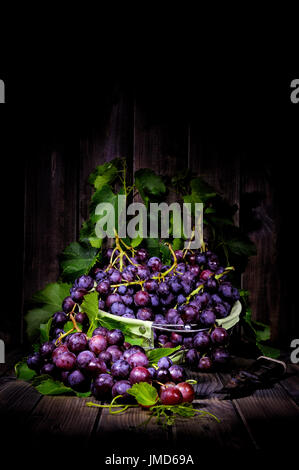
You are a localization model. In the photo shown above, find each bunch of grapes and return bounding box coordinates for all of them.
[27,325,194,404]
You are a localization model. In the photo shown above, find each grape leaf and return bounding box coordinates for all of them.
[135,169,166,206]
[82,291,99,337]
[25,282,71,341]
[146,346,181,365]
[159,243,171,265]
[39,317,53,343]
[184,177,217,205]
[131,235,143,248]
[127,382,159,407]
[60,242,99,282]
[224,238,257,257]
[88,159,121,189]
[144,238,160,257]
[15,360,37,381]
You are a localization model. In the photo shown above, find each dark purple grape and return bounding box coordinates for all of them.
[96,280,111,295]
[52,344,69,363]
[174,250,184,262]
[76,350,96,370]
[122,294,133,306]
[52,311,68,327]
[98,298,106,310]
[218,282,233,299]
[196,253,206,265]
[40,341,55,359]
[95,269,107,282]
[112,380,133,400]
[111,359,131,379]
[183,336,194,349]
[157,356,173,369]
[170,332,183,345]
[62,296,77,313]
[121,268,135,282]
[144,279,158,293]
[195,292,210,307]
[182,305,198,323]
[109,270,122,284]
[89,335,107,354]
[168,365,185,383]
[67,370,91,392]
[134,290,150,307]
[136,248,148,262]
[150,294,160,308]
[198,356,213,371]
[127,351,149,368]
[210,327,229,345]
[157,334,169,346]
[170,279,182,294]
[147,367,157,379]
[67,333,88,353]
[77,275,94,291]
[75,312,89,325]
[71,288,87,304]
[136,307,153,321]
[27,352,42,371]
[106,345,123,362]
[92,326,108,337]
[165,308,179,324]
[157,282,170,297]
[110,301,126,316]
[212,348,230,364]
[154,314,167,325]
[129,366,151,384]
[185,348,198,367]
[106,293,122,308]
[86,358,107,375]
[211,294,223,304]
[107,329,125,346]
[205,278,217,292]
[207,255,219,271]
[98,350,112,365]
[40,362,57,377]
[189,265,200,277]
[193,331,211,350]
[232,288,240,301]
[181,281,193,295]
[199,309,216,327]
[55,351,76,370]
[214,303,229,318]
[137,265,150,280]
[156,367,170,383]
[117,284,127,295]
[177,294,186,305]
[147,257,162,272]
[92,373,114,399]
[176,263,186,275]
[199,270,213,281]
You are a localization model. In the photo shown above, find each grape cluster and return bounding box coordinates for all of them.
[27,325,193,403]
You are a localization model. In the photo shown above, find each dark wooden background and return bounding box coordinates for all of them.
[1,77,298,350]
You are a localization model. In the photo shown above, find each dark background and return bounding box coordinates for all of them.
[0,71,298,353]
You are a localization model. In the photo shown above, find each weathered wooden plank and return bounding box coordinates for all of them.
[79,93,133,229]
[96,405,169,449]
[0,378,41,414]
[279,363,299,404]
[173,397,254,450]
[187,369,224,397]
[23,140,78,303]
[134,102,188,203]
[0,348,23,377]
[233,383,299,450]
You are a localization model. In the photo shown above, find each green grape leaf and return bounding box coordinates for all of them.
[25,282,71,341]
[184,177,217,205]
[88,159,121,189]
[131,235,143,248]
[127,382,159,407]
[144,238,160,257]
[60,242,99,282]
[135,169,166,206]
[159,243,171,265]
[39,317,53,343]
[82,291,100,337]
[224,238,257,257]
[15,360,37,381]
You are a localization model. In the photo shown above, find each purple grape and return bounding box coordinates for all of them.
[92,373,114,399]
[127,351,149,368]
[157,356,173,369]
[158,282,170,297]
[170,332,183,345]
[218,282,234,299]
[98,298,106,310]
[147,257,162,272]
[96,280,111,295]
[62,296,77,313]
[156,367,170,383]
[95,269,107,282]
[77,275,94,291]
[117,284,127,295]
[27,352,42,371]
[106,345,123,362]
[214,303,229,318]
[210,327,229,345]
[68,370,91,392]
[76,350,96,370]
[212,348,230,364]
[107,329,125,346]
[89,335,108,354]
[98,350,112,365]
[160,292,175,306]
[157,334,169,346]
[168,365,186,383]
[52,311,68,327]
[55,351,76,370]
[40,341,55,359]
[92,326,108,337]
[182,305,198,323]
[134,290,150,307]
[136,307,153,321]
[129,366,151,384]
[165,308,179,324]
[109,270,122,284]
[198,356,213,371]
[193,331,211,350]
[196,253,206,265]
[112,380,133,400]
[75,312,89,325]
[177,294,186,305]
[185,348,198,367]
[150,294,160,308]
[52,344,69,363]
[110,301,126,316]
[86,358,108,376]
[199,309,216,327]
[154,314,167,325]
[111,359,131,379]
[122,294,133,306]
[144,279,159,293]
[136,248,148,262]
[71,288,87,304]
[106,293,122,308]
[147,367,157,379]
[122,346,145,361]
[67,333,88,353]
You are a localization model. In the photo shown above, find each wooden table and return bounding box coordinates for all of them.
[1,354,299,464]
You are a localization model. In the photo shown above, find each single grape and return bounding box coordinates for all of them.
[168,365,186,383]
[110,301,126,316]
[68,370,91,392]
[86,358,108,376]
[182,305,198,324]
[144,279,158,293]
[40,341,55,359]
[76,350,96,370]
[147,367,157,379]
[136,248,148,262]
[70,288,87,304]
[52,311,68,327]
[106,345,123,362]
[129,366,151,384]
[92,373,114,399]
[156,367,170,383]
[150,294,160,308]
[154,314,167,324]
[205,278,217,292]
[177,294,186,305]
[218,282,233,299]
[122,294,133,306]
[170,332,183,345]
[176,382,195,403]
[92,326,108,337]
[68,332,88,353]
[75,312,89,325]
[199,270,213,281]
[55,351,77,370]
[62,296,77,313]
[107,329,125,346]
[210,327,229,345]
[109,270,122,284]
[193,331,211,350]
[27,352,42,371]
[185,348,198,367]
[127,351,149,368]
[160,386,183,405]
[212,348,230,364]
[136,307,153,321]
[95,269,107,282]
[112,380,133,401]
[147,257,162,272]
[207,255,219,271]
[174,250,184,262]
[98,350,112,365]
[122,346,145,361]
[199,309,216,327]
[157,282,170,297]
[96,280,111,295]
[196,253,206,265]
[214,303,229,318]
[211,294,223,305]
[183,336,194,349]
[165,308,179,324]
[98,298,106,310]
[123,311,136,319]
[77,275,94,291]
[52,344,69,363]
[198,356,213,371]
[157,334,169,346]
[111,360,131,379]
[134,290,150,307]
[157,356,173,369]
